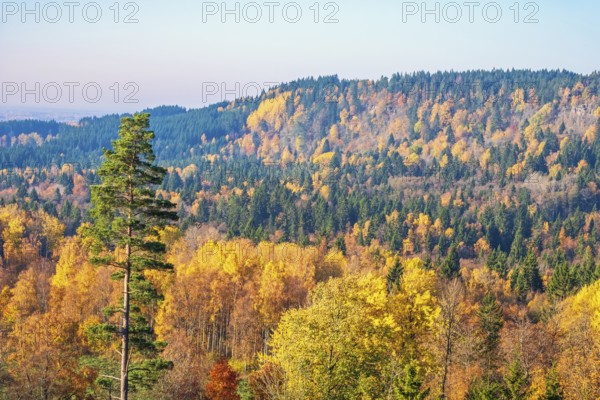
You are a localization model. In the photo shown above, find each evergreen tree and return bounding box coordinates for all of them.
[547,262,575,300]
[503,353,529,400]
[86,113,177,400]
[465,378,505,400]
[487,248,508,277]
[485,248,508,277]
[511,268,529,302]
[440,245,460,279]
[577,247,596,287]
[29,188,39,203]
[387,258,404,294]
[478,293,503,372]
[508,228,526,264]
[522,250,543,292]
[53,187,62,203]
[512,250,543,301]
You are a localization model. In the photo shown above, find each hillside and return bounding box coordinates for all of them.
[0,70,599,253]
[2,70,600,399]
[0,70,598,166]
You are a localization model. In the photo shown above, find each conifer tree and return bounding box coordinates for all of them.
[504,353,530,400]
[387,258,404,293]
[87,113,177,400]
[547,261,575,301]
[487,248,508,277]
[508,228,526,264]
[577,247,596,287]
[441,245,460,279]
[478,293,503,372]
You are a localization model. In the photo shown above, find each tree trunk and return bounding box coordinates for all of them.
[121,232,131,399]
[440,315,453,398]
[440,279,462,399]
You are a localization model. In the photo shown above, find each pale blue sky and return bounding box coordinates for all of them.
[0,0,598,113]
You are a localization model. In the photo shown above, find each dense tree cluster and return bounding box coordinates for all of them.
[1,216,600,398]
[0,71,600,398]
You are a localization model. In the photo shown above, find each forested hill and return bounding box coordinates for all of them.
[0,69,598,168]
[1,69,600,273]
[3,70,600,399]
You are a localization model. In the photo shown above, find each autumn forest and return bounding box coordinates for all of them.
[1,70,600,399]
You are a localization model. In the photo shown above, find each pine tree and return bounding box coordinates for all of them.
[504,353,529,400]
[478,293,503,372]
[487,248,508,277]
[508,228,526,264]
[547,261,575,300]
[522,250,543,292]
[577,247,596,287]
[441,245,461,279]
[86,113,177,400]
[387,258,404,294]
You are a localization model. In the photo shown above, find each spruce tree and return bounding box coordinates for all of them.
[577,247,596,287]
[487,248,508,277]
[87,113,177,400]
[478,293,503,372]
[547,261,575,301]
[512,250,544,301]
[386,258,404,294]
[522,250,543,293]
[504,353,530,400]
[508,228,526,264]
[441,245,461,279]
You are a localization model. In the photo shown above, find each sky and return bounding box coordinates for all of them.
[0,0,598,114]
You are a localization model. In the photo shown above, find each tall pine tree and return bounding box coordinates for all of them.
[87,113,177,400]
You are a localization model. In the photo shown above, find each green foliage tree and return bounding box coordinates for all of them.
[577,247,597,287]
[236,379,254,400]
[270,275,395,399]
[508,228,526,264]
[478,293,503,372]
[465,378,506,400]
[503,353,529,400]
[86,113,177,400]
[441,245,460,279]
[486,248,508,277]
[387,258,404,293]
[511,250,543,301]
[547,262,575,301]
[393,359,430,400]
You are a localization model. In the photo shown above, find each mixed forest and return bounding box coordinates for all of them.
[1,70,600,399]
